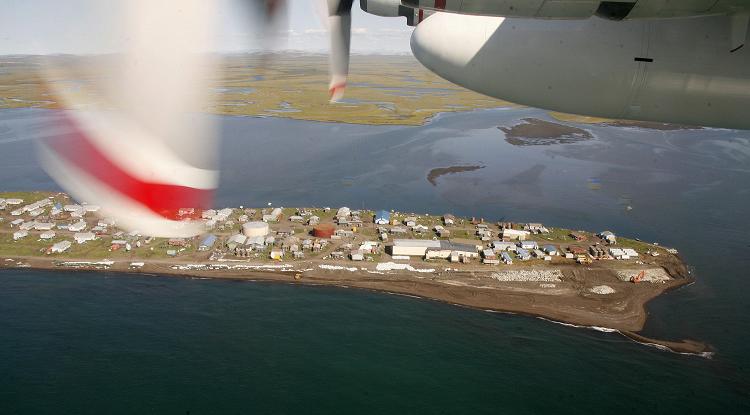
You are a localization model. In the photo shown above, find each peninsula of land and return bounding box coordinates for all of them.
[0,191,706,355]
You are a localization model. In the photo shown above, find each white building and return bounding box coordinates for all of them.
[334,229,354,238]
[350,250,365,261]
[70,207,86,218]
[13,230,29,240]
[68,221,87,232]
[394,239,479,260]
[524,223,549,233]
[502,228,530,241]
[412,224,429,233]
[74,232,96,244]
[50,240,72,253]
[610,247,637,259]
[34,222,55,231]
[215,208,233,221]
[28,208,45,217]
[263,207,283,222]
[391,239,441,257]
[227,234,247,247]
[40,231,56,240]
[270,249,283,260]
[425,241,480,261]
[519,240,538,250]
[492,241,517,252]
[359,241,379,253]
[22,198,52,214]
[98,218,116,227]
[599,231,617,244]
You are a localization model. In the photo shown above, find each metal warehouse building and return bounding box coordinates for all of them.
[390,239,441,256]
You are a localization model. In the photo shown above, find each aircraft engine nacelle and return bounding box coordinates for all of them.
[360,0,433,26]
[359,0,403,17]
[410,12,750,129]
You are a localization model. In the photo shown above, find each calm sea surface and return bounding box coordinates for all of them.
[1,108,749,413]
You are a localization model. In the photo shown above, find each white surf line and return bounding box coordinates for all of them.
[536,317,713,359]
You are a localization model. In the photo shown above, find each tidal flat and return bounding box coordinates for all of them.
[0,54,510,125]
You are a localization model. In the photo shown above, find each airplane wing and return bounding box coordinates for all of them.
[401,0,750,20]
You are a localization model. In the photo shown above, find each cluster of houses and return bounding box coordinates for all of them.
[389,239,479,263]
[202,207,236,229]
[329,240,381,261]
[2,196,142,255]
[387,238,561,265]
[372,211,454,241]
[4,196,642,267]
[4,197,102,220]
[335,207,365,227]
[492,240,567,264]
[224,230,333,260]
[386,231,632,266]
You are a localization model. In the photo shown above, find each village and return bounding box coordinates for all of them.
[1,192,674,284]
[1,190,704,346]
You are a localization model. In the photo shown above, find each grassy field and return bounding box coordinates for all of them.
[0,54,511,126]
[615,237,658,254]
[549,111,614,124]
[0,191,60,204]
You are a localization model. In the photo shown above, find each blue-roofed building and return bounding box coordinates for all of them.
[374,210,391,225]
[516,248,531,261]
[501,251,513,265]
[543,245,558,255]
[199,234,217,251]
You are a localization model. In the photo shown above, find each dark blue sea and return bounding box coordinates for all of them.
[1,107,749,413]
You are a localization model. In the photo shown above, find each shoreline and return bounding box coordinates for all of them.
[1,257,710,356]
[1,191,708,356]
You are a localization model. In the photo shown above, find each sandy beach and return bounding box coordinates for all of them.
[1,254,707,355]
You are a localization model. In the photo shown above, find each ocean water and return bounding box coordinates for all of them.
[1,107,749,412]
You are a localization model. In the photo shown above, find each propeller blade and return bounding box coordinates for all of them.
[38,0,220,237]
[246,0,290,69]
[327,0,354,102]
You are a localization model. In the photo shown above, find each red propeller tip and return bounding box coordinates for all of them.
[329,82,347,102]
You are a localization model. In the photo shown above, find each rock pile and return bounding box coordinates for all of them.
[489,269,563,282]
